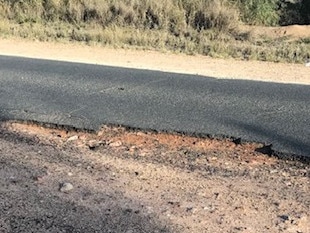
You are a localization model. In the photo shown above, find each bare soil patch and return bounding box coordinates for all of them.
[0,122,309,232]
[241,24,310,40]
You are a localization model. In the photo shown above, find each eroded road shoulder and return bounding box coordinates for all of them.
[0,122,309,233]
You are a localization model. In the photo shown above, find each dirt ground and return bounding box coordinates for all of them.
[0,122,309,233]
[240,24,310,40]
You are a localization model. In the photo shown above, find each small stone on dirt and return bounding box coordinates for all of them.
[278,215,290,222]
[33,175,45,183]
[109,141,122,147]
[87,140,105,150]
[59,182,74,192]
[67,135,78,142]
[282,172,289,177]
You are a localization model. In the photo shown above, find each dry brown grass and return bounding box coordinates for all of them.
[0,0,309,63]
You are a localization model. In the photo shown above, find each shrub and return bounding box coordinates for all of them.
[1,0,45,23]
[235,0,280,26]
[192,0,239,32]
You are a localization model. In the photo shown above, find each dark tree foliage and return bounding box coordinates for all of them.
[300,0,310,24]
[279,0,310,25]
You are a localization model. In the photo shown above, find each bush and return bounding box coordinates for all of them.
[235,0,280,26]
[1,0,45,23]
[192,0,239,32]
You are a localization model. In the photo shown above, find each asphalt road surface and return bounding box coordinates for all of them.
[0,55,309,158]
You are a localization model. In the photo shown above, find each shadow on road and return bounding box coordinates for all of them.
[0,127,174,233]
[0,110,10,122]
[227,118,310,162]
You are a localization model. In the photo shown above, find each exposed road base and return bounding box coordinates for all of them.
[0,121,309,233]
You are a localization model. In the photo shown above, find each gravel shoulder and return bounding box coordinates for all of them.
[0,122,309,233]
[0,38,309,85]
